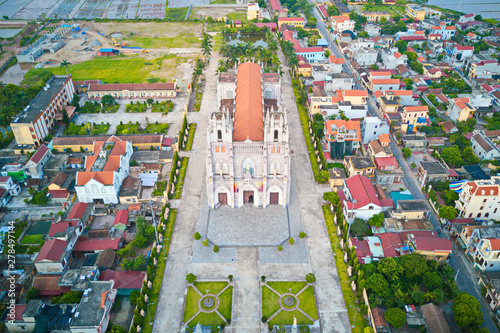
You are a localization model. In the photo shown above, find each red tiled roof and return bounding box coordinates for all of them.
[74,237,121,251]
[372,308,388,328]
[374,156,398,168]
[33,275,71,296]
[99,270,146,289]
[113,210,129,226]
[29,145,49,164]
[48,189,69,199]
[343,90,367,97]
[415,236,452,252]
[48,222,70,237]
[488,238,500,250]
[351,238,372,260]
[344,175,381,208]
[467,181,499,196]
[448,169,459,177]
[372,79,400,85]
[405,105,428,112]
[13,305,27,321]
[0,176,10,182]
[35,239,68,262]
[67,202,89,219]
[234,62,264,142]
[378,232,404,257]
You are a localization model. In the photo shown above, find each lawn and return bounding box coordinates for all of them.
[140,208,177,333]
[123,34,200,49]
[115,122,169,135]
[262,286,281,317]
[184,124,196,151]
[125,102,147,113]
[322,205,366,332]
[267,281,307,295]
[65,122,110,136]
[174,157,189,199]
[210,0,235,3]
[297,286,318,320]
[151,100,174,113]
[24,57,170,84]
[20,234,44,245]
[227,11,249,23]
[268,309,313,326]
[362,4,405,17]
[183,281,233,327]
[484,18,499,24]
[164,7,190,21]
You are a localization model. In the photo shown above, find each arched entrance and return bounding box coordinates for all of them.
[244,190,255,204]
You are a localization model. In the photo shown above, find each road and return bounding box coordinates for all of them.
[313,8,499,332]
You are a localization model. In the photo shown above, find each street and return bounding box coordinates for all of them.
[312,8,499,332]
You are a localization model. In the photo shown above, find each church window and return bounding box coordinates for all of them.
[277,147,281,153]
[265,89,272,99]
[274,130,279,141]
[227,90,233,98]
[215,147,220,153]
[221,146,225,153]
[91,184,99,194]
[218,130,222,141]
[101,188,106,194]
[242,158,255,175]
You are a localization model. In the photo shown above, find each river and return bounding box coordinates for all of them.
[427,0,500,19]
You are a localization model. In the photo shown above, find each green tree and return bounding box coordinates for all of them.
[366,273,389,296]
[306,17,317,28]
[441,145,463,168]
[60,60,71,75]
[101,94,115,106]
[327,5,339,16]
[62,109,70,125]
[453,292,483,329]
[367,212,384,227]
[462,147,480,165]
[186,273,197,284]
[351,218,368,236]
[377,257,402,281]
[107,325,127,333]
[364,328,374,333]
[474,14,482,21]
[26,288,40,302]
[439,205,458,220]
[402,147,412,158]
[423,271,442,290]
[305,273,316,283]
[55,291,83,304]
[129,289,141,305]
[384,308,406,328]
[194,232,201,240]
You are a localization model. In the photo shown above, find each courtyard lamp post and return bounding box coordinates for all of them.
[147,302,156,325]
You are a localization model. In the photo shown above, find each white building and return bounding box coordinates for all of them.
[331,15,355,32]
[362,117,390,144]
[207,62,291,208]
[445,44,474,68]
[351,48,379,66]
[459,13,475,23]
[381,49,408,70]
[471,131,500,161]
[456,177,500,220]
[430,22,457,40]
[24,144,51,179]
[75,137,133,204]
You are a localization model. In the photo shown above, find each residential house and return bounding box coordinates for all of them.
[67,202,94,226]
[364,24,381,37]
[339,174,394,222]
[350,47,379,66]
[369,71,400,92]
[0,176,21,197]
[381,49,408,70]
[70,281,117,333]
[361,117,390,144]
[467,226,500,271]
[282,28,325,63]
[371,307,389,333]
[344,156,376,178]
[328,167,347,190]
[52,134,164,152]
[32,275,71,297]
[327,55,345,74]
[118,175,142,204]
[421,303,452,333]
[468,59,500,79]
[361,11,391,23]
[98,270,146,296]
[73,238,121,253]
[113,209,129,230]
[324,119,361,159]
[448,97,476,122]
[417,161,448,188]
[11,76,75,146]
[269,0,287,17]
[348,236,385,263]
[455,178,500,220]
[459,13,475,23]
[278,17,305,28]
[431,22,456,40]
[24,145,51,179]
[406,4,427,20]
[478,272,500,311]
[324,74,355,92]
[330,15,355,32]
[75,138,133,204]
[408,234,452,261]
[66,156,84,169]
[375,156,403,184]
[247,3,260,20]
[471,131,500,161]
[34,239,71,274]
[4,300,44,333]
[401,133,428,151]
[309,90,368,118]
[445,44,474,68]
[367,138,392,159]
[401,105,429,133]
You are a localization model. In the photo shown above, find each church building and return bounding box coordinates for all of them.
[206,62,291,209]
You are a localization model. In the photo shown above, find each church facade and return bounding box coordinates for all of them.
[206,62,291,209]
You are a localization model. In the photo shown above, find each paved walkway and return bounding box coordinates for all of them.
[279,53,351,333]
[152,54,220,333]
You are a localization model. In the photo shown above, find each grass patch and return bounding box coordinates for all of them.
[65,122,110,136]
[217,286,233,320]
[151,100,174,113]
[115,122,169,135]
[125,102,147,113]
[267,282,307,295]
[362,4,405,17]
[140,208,177,333]
[268,309,312,326]
[174,157,189,199]
[226,11,249,23]
[188,312,225,327]
[484,18,499,24]
[165,7,190,21]
[123,34,200,49]
[194,282,228,295]
[183,124,196,151]
[183,286,201,322]
[145,123,169,134]
[322,204,366,332]
[20,234,44,245]
[297,286,318,320]
[210,0,235,3]
[262,286,281,318]
[24,57,169,83]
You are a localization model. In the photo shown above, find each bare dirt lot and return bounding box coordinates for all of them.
[190,6,243,20]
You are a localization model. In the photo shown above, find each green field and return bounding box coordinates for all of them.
[362,4,405,17]
[24,57,174,84]
[183,281,233,327]
[123,35,201,49]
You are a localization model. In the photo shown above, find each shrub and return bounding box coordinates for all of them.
[299,231,307,239]
[201,239,209,247]
[305,273,316,284]
[213,245,219,253]
[129,290,141,305]
[262,316,268,323]
[228,275,233,282]
[26,288,40,302]
[261,275,266,283]
[194,232,201,240]
[186,273,197,284]
[277,245,283,251]
[385,308,406,328]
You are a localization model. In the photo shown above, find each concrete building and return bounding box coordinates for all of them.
[269,0,287,18]
[445,44,474,68]
[52,134,165,152]
[278,17,305,28]
[330,15,355,32]
[467,226,500,271]
[456,178,500,220]
[34,239,71,274]
[11,76,74,146]
[24,145,51,179]
[401,105,429,133]
[459,13,475,23]
[471,131,500,161]
[381,49,408,70]
[75,138,133,204]
[88,82,176,100]
[324,119,361,159]
[361,117,390,144]
[448,97,476,122]
[406,4,427,20]
[431,22,456,40]
[351,48,379,66]
[282,29,325,63]
[309,90,368,118]
[247,2,260,20]
[468,59,500,79]
[417,161,448,188]
[344,156,376,178]
[206,62,291,208]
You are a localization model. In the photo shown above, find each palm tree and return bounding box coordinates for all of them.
[60,60,71,75]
